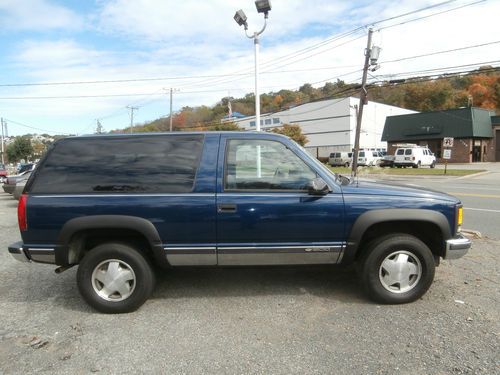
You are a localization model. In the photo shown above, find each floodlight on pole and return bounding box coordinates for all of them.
[233,0,271,132]
[233,10,248,29]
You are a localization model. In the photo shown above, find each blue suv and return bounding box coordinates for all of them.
[8,132,471,313]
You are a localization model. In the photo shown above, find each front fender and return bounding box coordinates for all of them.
[342,209,451,264]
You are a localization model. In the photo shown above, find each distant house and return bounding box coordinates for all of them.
[229,97,415,158]
[382,107,497,163]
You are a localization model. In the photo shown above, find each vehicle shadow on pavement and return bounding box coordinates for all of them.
[151,265,367,304]
[1,263,367,313]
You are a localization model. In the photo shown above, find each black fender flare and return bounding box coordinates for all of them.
[342,209,451,264]
[55,215,167,267]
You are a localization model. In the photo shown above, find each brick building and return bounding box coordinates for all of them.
[382,107,497,163]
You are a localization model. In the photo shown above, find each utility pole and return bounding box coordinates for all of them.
[169,88,173,132]
[1,118,5,165]
[351,28,380,177]
[95,119,103,134]
[126,106,138,133]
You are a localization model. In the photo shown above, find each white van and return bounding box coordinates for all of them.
[357,150,382,166]
[394,146,436,168]
[328,152,352,167]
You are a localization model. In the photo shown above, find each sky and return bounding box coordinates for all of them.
[0,0,498,136]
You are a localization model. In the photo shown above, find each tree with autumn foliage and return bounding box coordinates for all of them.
[271,124,308,146]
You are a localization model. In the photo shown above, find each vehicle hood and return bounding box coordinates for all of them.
[340,178,460,204]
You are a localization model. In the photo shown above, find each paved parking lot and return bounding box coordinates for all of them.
[0,192,499,374]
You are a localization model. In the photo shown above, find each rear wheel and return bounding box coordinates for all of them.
[344,162,350,168]
[77,242,155,313]
[359,234,435,304]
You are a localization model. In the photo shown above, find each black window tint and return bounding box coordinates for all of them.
[396,149,404,155]
[31,135,204,194]
[359,151,365,157]
[404,149,412,155]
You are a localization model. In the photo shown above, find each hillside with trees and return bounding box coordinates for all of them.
[125,67,499,135]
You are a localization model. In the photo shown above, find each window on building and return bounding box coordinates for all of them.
[250,121,256,127]
[265,119,272,125]
[273,118,280,124]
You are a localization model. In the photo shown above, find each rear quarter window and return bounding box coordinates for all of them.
[404,149,412,155]
[29,135,204,194]
[396,149,404,155]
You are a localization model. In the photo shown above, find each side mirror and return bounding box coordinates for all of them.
[307,177,330,196]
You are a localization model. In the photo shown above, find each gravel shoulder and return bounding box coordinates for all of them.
[0,193,498,374]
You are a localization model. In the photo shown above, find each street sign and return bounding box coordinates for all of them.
[443,149,452,159]
[443,137,454,147]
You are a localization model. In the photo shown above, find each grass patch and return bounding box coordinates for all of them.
[327,166,485,176]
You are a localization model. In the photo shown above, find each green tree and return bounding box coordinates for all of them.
[271,124,308,146]
[6,137,34,163]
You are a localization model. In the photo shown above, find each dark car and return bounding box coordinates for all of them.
[8,132,470,313]
[379,155,395,168]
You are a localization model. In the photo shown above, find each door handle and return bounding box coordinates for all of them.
[218,204,237,213]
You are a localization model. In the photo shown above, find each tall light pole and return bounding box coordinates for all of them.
[234,0,272,132]
[351,28,381,177]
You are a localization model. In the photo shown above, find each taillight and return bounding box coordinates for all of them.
[18,194,27,231]
[412,156,415,160]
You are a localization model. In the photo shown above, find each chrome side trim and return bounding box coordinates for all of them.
[27,248,56,264]
[217,245,344,266]
[444,234,471,260]
[164,246,217,266]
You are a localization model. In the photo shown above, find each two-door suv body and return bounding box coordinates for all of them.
[9,132,471,313]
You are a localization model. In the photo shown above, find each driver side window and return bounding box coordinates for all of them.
[225,139,317,191]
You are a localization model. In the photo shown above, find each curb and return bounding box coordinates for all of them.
[454,171,490,180]
[461,229,482,239]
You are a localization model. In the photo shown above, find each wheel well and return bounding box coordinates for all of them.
[355,221,445,260]
[67,228,154,264]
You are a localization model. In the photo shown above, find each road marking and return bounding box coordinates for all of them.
[464,207,500,213]
[447,192,500,199]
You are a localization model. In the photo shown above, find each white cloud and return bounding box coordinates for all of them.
[1,0,499,135]
[0,0,83,31]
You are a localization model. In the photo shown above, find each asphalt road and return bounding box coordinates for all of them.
[0,189,499,374]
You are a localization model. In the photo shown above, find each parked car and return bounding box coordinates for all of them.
[12,175,30,200]
[2,171,31,194]
[0,163,7,183]
[394,146,436,168]
[328,152,352,167]
[8,132,470,313]
[379,155,395,168]
[357,150,382,166]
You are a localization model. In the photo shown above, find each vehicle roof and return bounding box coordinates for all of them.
[64,131,287,140]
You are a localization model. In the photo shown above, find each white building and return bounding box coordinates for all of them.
[230,97,416,157]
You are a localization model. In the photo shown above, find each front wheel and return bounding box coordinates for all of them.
[430,161,436,168]
[77,242,155,313]
[359,234,435,304]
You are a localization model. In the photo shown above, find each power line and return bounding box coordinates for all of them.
[381,40,500,64]
[3,118,73,135]
[377,0,486,31]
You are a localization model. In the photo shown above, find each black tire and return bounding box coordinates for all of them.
[77,242,155,313]
[358,234,435,304]
[344,162,350,168]
[430,161,436,169]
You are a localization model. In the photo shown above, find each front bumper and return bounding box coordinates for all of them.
[444,234,472,260]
